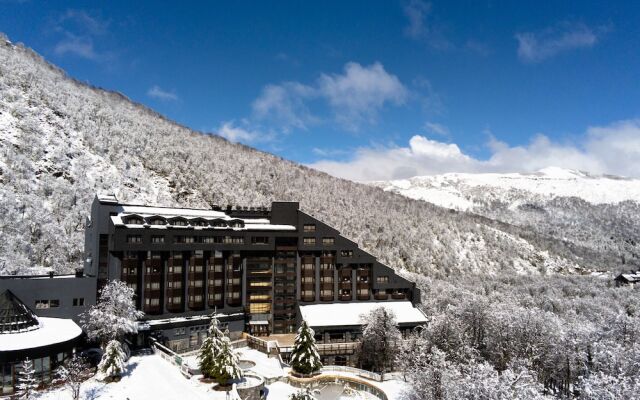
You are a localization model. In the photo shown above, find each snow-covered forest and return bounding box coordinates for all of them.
[0,35,622,277]
[1,33,639,398]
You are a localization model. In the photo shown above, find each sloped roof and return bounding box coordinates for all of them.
[0,290,40,334]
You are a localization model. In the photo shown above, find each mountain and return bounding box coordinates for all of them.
[0,34,621,277]
[373,167,640,272]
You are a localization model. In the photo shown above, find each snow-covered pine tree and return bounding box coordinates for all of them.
[359,306,400,372]
[198,313,224,378]
[80,280,144,345]
[15,358,38,399]
[55,355,89,400]
[98,340,127,382]
[289,320,322,375]
[211,336,243,385]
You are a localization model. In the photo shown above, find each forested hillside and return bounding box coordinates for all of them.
[0,35,614,277]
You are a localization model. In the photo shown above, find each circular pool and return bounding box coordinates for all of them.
[238,359,256,371]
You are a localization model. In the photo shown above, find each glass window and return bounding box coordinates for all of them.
[303,224,316,232]
[126,235,143,244]
[303,237,316,245]
[376,276,389,283]
[322,237,335,245]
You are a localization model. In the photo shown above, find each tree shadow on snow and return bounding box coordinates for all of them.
[84,385,106,400]
[124,360,139,375]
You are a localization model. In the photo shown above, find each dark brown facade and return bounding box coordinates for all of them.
[84,195,420,338]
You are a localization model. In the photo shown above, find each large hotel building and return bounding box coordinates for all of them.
[0,195,425,393]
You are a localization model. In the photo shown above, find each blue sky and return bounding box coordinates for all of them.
[2,1,640,180]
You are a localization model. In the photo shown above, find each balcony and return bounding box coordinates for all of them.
[339,294,352,301]
[357,293,370,301]
[320,269,334,277]
[339,282,352,290]
[301,295,316,302]
[392,292,407,300]
[320,294,334,302]
[320,282,334,290]
[357,269,370,277]
[301,282,315,291]
[374,292,389,300]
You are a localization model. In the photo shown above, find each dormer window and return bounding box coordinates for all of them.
[125,216,144,225]
[148,217,167,225]
[229,220,244,228]
[170,218,188,226]
[191,219,208,227]
[211,219,227,228]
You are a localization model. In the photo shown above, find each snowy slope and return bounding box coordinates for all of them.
[373,167,640,212]
[0,33,632,277]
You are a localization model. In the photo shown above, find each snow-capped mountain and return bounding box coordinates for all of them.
[373,167,640,212]
[373,168,640,272]
[0,34,635,277]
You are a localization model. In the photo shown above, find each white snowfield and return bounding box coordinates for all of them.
[0,317,82,351]
[373,167,640,211]
[299,301,428,328]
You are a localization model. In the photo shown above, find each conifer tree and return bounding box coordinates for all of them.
[98,340,126,382]
[198,313,224,378]
[211,336,243,385]
[289,320,322,375]
[15,358,38,399]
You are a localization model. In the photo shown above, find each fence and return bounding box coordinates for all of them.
[320,365,382,381]
[149,338,192,378]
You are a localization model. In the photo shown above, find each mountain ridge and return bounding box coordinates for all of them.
[0,35,629,277]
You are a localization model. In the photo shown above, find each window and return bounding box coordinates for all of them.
[146,282,161,290]
[321,276,334,283]
[126,235,142,244]
[303,224,316,232]
[72,298,85,306]
[322,237,335,245]
[145,298,160,306]
[229,220,244,228]
[223,236,244,244]
[358,288,370,296]
[302,276,314,283]
[341,250,353,257]
[302,263,314,271]
[211,219,227,228]
[303,237,316,245]
[149,218,166,225]
[189,280,203,288]
[200,236,217,244]
[35,300,50,309]
[175,328,186,335]
[376,276,389,284]
[174,236,195,244]
[191,219,208,227]
[169,296,182,304]
[167,280,182,289]
[301,290,315,297]
[251,236,269,245]
[213,264,223,273]
[321,289,333,297]
[250,294,271,301]
[214,279,223,286]
[250,281,271,287]
[171,219,188,226]
[151,235,165,244]
[125,216,144,225]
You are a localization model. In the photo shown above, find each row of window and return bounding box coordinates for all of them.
[124,216,245,229]
[302,237,335,246]
[128,235,251,244]
[34,298,85,309]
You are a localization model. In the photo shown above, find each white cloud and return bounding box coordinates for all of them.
[215,121,274,144]
[402,0,451,50]
[425,121,449,136]
[308,119,640,181]
[515,22,602,63]
[318,62,408,131]
[147,85,179,102]
[252,82,316,131]
[252,62,408,132]
[51,9,112,62]
[53,33,100,60]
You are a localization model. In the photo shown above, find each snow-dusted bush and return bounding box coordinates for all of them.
[81,280,144,345]
[98,340,127,382]
[289,320,322,375]
[55,355,89,400]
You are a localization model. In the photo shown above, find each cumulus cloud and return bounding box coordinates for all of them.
[515,22,603,63]
[251,62,408,132]
[147,85,179,102]
[318,62,408,131]
[308,119,640,181]
[215,121,274,144]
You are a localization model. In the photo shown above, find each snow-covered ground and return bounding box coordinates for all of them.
[35,352,407,400]
[373,167,640,211]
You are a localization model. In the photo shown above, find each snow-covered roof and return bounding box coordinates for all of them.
[120,205,228,219]
[298,301,427,328]
[619,272,640,282]
[146,312,245,327]
[0,317,82,351]
[110,215,296,231]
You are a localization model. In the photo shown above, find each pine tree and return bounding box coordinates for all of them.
[15,358,38,399]
[211,336,243,385]
[98,340,126,382]
[198,313,224,378]
[289,320,322,375]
